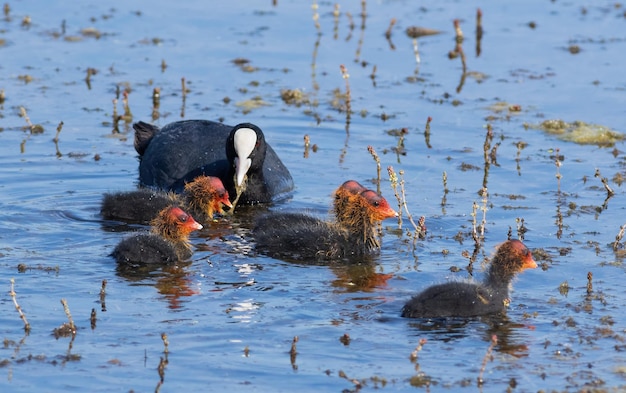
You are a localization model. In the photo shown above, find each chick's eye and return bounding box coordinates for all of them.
[179,215,188,222]
[373,201,380,207]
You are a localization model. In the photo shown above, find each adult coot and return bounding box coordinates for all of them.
[253,182,397,261]
[101,176,232,225]
[401,240,537,318]
[111,206,202,266]
[134,120,294,205]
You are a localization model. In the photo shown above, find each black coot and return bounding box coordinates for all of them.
[134,120,293,205]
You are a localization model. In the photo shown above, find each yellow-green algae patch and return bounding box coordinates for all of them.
[235,96,270,114]
[526,119,624,147]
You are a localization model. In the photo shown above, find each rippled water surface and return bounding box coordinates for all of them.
[1,1,626,392]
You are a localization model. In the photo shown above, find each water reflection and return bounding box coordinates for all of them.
[406,317,471,342]
[106,200,267,311]
[406,314,531,357]
[405,26,442,75]
[154,265,198,310]
[330,262,393,292]
[482,315,531,358]
[116,262,196,310]
[225,300,261,323]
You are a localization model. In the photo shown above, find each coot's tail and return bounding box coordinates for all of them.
[133,121,160,156]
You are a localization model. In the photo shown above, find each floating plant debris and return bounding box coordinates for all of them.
[235,96,270,113]
[487,101,523,114]
[232,58,259,72]
[280,88,310,106]
[526,119,624,147]
[81,27,102,39]
[405,26,441,39]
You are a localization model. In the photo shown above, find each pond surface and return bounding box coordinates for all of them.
[1,0,626,391]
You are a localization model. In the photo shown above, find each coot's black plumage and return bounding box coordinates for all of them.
[134,120,293,205]
[401,240,537,319]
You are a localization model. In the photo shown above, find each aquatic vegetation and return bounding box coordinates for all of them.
[526,119,625,147]
[280,88,310,107]
[234,96,270,113]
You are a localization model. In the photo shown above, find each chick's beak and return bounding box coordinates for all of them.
[222,197,234,209]
[387,207,399,219]
[188,219,203,231]
[523,254,538,269]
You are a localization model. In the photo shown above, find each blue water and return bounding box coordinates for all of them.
[1,0,626,391]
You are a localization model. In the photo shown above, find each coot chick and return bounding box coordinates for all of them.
[101,176,232,224]
[401,240,537,319]
[101,189,177,224]
[253,186,397,261]
[336,189,397,252]
[182,175,233,223]
[111,206,202,265]
[332,179,367,220]
[134,120,294,205]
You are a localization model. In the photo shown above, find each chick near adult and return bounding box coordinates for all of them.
[111,206,202,266]
[101,175,232,225]
[253,181,397,262]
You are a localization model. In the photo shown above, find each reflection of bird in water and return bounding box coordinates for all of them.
[482,314,532,358]
[405,318,471,343]
[155,265,199,310]
[115,263,198,310]
[402,240,537,318]
[405,314,531,358]
[330,263,393,293]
